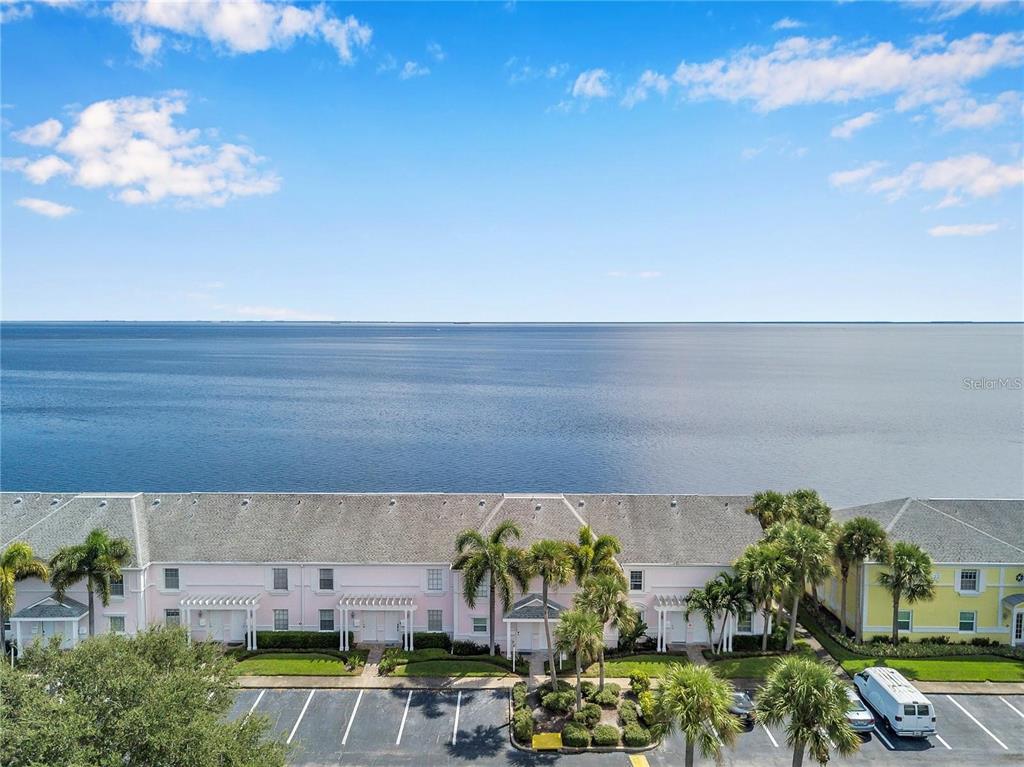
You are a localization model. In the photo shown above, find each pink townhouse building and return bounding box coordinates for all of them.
[1,491,767,655]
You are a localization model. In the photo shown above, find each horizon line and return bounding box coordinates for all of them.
[2,320,1023,326]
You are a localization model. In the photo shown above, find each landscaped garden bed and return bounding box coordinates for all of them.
[510,674,660,752]
[378,646,523,677]
[232,648,367,676]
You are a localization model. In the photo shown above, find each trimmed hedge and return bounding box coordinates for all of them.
[512,682,528,711]
[618,701,639,726]
[537,678,573,695]
[637,690,657,726]
[541,690,575,713]
[629,671,650,695]
[451,639,490,656]
[592,724,621,747]
[413,632,451,651]
[572,702,602,728]
[561,722,591,748]
[579,680,597,699]
[512,709,534,743]
[590,689,618,708]
[623,723,653,747]
[732,625,787,651]
[255,630,354,649]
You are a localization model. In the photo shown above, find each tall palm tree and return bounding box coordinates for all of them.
[527,539,573,688]
[834,517,889,640]
[553,608,605,712]
[656,663,740,767]
[452,521,530,656]
[710,571,753,653]
[782,488,833,531]
[745,490,788,531]
[877,541,935,645]
[1,542,49,653]
[684,584,722,653]
[734,541,788,651]
[569,526,623,585]
[769,520,834,651]
[574,573,636,690]
[757,655,860,767]
[48,528,132,637]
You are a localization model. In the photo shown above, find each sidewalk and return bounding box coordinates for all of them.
[236,674,641,690]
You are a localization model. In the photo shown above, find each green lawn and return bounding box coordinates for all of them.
[707,644,814,680]
[235,652,362,676]
[842,655,1024,682]
[581,654,688,677]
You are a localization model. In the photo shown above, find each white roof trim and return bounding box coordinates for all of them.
[654,594,690,608]
[178,594,260,607]
[338,594,417,609]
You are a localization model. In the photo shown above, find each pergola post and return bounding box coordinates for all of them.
[185,607,191,645]
[506,621,512,659]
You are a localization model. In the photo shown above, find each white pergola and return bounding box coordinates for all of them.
[337,594,416,651]
[654,594,688,652]
[180,594,261,650]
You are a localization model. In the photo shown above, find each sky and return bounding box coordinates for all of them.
[1,0,1022,322]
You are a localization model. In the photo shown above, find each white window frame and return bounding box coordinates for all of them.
[958,610,977,633]
[163,568,179,592]
[474,574,489,600]
[629,570,644,593]
[164,608,181,627]
[318,568,335,591]
[957,569,981,594]
[737,608,753,634]
[110,574,125,599]
[108,614,126,634]
[426,568,444,593]
[472,616,488,634]
[319,609,335,632]
[896,609,912,631]
[273,609,289,631]
[272,567,289,592]
[427,609,443,632]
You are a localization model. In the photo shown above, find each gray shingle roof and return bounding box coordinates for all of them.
[835,498,1024,563]
[13,595,88,620]
[505,593,566,620]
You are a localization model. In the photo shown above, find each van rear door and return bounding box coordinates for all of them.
[897,703,935,736]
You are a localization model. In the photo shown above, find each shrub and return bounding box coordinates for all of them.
[591,689,619,708]
[377,649,401,676]
[413,632,451,651]
[732,625,787,651]
[512,682,528,711]
[920,635,949,645]
[255,630,353,650]
[637,690,657,726]
[618,700,639,726]
[512,709,534,743]
[573,702,601,728]
[592,724,621,747]
[537,678,573,696]
[579,680,596,699]
[629,671,650,696]
[451,640,489,656]
[604,682,621,696]
[622,723,653,747]
[971,637,997,647]
[561,722,591,748]
[541,690,575,713]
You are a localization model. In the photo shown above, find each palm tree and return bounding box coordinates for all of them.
[684,584,722,653]
[877,541,935,645]
[48,528,132,637]
[1,542,49,654]
[834,517,889,640]
[575,573,636,690]
[527,539,573,688]
[452,521,530,656]
[569,525,623,585]
[734,541,788,651]
[757,655,860,767]
[709,572,751,653]
[745,490,788,531]
[782,488,833,531]
[553,608,605,712]
[656,663,740,767]
[769,520,834,651]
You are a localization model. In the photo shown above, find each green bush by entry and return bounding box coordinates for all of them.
[637,690,657,726]
[541,690,575,713]
[572,702,602,728]
[592,724,621,747]
[512,709,534,743]
[628,671,650,696]
[622,723,653,747]
[412,632,452,651]
[255,630,354,650]
[451,640,489,656]
[590,689,618,708]
[618,700,639,726]
[512,682,528,711]
[578,680,596,699]
[537,678,573,695]
[561,722,591,748]
[731,625,787,651]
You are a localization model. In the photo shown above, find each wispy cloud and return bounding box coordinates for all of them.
[572,69,612,99]
[607,270,663,279]
[829,161,886,187]
[928,223,1000,236]
[399,61,430,80]
[505,57,568,84]
[772,18,805,31]
[426,42,446,62]
[867,153,1023,203]
[232,305,336,321]
[16,197,76,218]
[11,118,63,146]
[831,111,881,139]
[622,70,671,108]
[932,91,1020,129]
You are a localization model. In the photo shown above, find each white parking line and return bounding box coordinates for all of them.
[761,724,779,748]
[287,690,315,744]
[342,689,363,746]
[451,691,462,746]
[873,726,894,750]
[244,689,266,722]
[1000,697,1024,720]
[396,691,413,745]
[934,734,952,750]
[945,695,1007,751]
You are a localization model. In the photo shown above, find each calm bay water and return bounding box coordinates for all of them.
[1,322,1021,507]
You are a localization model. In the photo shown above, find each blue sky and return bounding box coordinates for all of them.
[2,1,1022,321]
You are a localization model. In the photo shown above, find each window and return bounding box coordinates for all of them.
[629,570,644,592]
[958,611,976,632]
[475,575,488,599]
[427,568,443,592]
[319,568,334,591]
[272,568,288,591]
[428,609,443,632]
[109,615,125,634]
[959,569,979,592]
[904,704,916,717]
[472,617,487,634]
[164,609,180,627]
[163,568,179,590]
[896,610,912,631]
[110,575,124,597]
[319,609,335,631]
[274,609,289,631]
[737,609,753,633]
[917,705,930,717]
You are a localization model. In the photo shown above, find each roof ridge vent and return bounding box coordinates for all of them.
[389,498,397,506]
[479,499,486,506]
[151,499,160,507]
[241,498,250,506]
[670,498,677,508]
[51,497,60,505]
[12,497,22,504]
[99,500,108,508]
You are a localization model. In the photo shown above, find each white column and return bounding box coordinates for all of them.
[186,608,192,644]
[506,621,512,659]
[656,610,662,652]
[409,610,414,650]
[15,621,22,656]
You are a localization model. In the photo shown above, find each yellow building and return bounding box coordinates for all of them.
[818,498,1024,647]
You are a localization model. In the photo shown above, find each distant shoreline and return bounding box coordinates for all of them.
[3,320,1023,326]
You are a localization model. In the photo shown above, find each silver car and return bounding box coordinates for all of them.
[845,688,875,733]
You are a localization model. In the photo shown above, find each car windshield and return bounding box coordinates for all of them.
[732,693,752,707]
[847,698,866,712]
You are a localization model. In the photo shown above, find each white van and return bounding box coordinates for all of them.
[853,667,937,738]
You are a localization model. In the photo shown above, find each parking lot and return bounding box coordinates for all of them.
[231,689,1024,766]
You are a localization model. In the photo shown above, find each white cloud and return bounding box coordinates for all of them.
[867,153,1023,201]
[427,42,446,62]
[505,57,568,84]
[572,69,611,99]
[741,147,764,160]
[399,61,430,80]
[829,161,885,187]
[772,18,805,31]
[109,1,371,62]
[5,93,280,207]
[928,223,1000,236]
[12,118,63,146]
[672,32,1024,112]
[925,1,1016,21]
[131,27,163,63]
[932,90,1020,128]
[622,70,671,108]
[16,197,76,218]
[1,0,79,23]
[831,110,881,138]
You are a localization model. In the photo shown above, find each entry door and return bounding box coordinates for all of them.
[229,611,245,642]
[1015,612,1023,644]
[208,612,224,642]
[385,611,400,643]
[361,612,377,641]
[40,621,67,648]
[671,611,688,644]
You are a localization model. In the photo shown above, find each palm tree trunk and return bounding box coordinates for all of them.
[574,654,582,712]
[87,575,95,636]
[488,579,496,656]
[685,739,695,767]
[840,572,849,638]
[717,613,728,654]
[598,647,605,691]
[792,739,805,767]
[786,588,800,651]
[775,592,785,630]
[855,561,865,644]
[761,601,770,652]
[0,609,6,655]
[891,595,900,645]
[542,580,557,688]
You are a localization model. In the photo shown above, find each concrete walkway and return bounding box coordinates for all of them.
[361,644,384,678]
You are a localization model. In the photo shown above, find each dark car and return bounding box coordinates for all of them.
[729,691,756,726]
